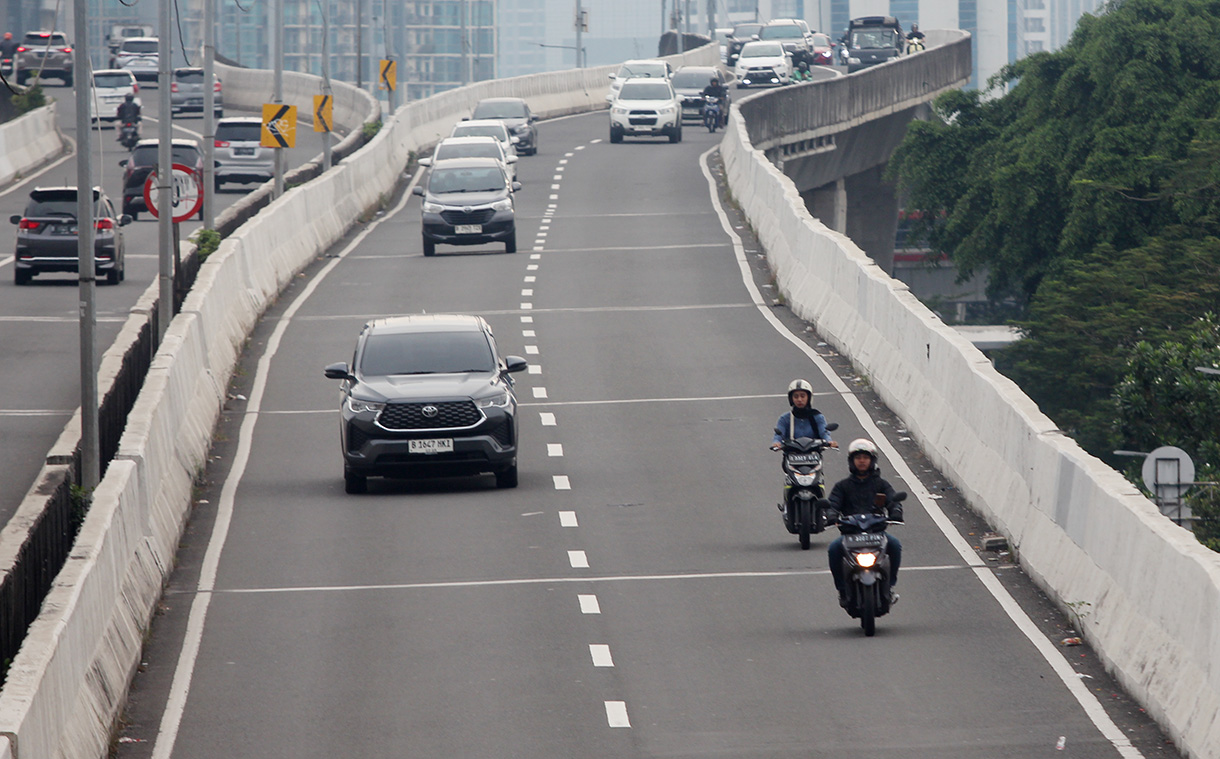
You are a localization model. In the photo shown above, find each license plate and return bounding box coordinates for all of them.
[844,533,885,548]
[234,147,255,156]
[53,224,77,235]
[409,438,453,455]
[454,224,482,234]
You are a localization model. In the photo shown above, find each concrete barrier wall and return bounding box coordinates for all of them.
[720,94,1220,759]
[0,103,64,186]
[0,44,717,759]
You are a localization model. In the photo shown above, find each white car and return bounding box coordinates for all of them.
[113,37,159,82]
[90,69,140,125]
[606,58,673,102]
[735,40,793,88]
[449,119,519,160]
[608,77,682,144]
[420,135,519,181]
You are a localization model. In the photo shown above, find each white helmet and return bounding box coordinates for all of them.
[847,438,878,460]
[787,379,814,405]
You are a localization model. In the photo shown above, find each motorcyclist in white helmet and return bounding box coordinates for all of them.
[770,379,838,451]
[827,438,904,606]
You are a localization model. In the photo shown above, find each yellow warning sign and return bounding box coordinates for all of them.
[261,103,298,148]
[379,59,397,91]
[313,95,333,133]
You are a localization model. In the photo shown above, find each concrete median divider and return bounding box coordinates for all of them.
[0,43,718,759]
[0,103,65,187]
[720,94,1220,759]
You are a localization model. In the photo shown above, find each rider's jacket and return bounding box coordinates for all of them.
[827,469,897,516]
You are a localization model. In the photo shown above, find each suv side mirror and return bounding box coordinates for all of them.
[323,362,353,381]
[411,186,424,196]
[118,214,133,226]
[504,356,528,373]
[511,181,522,192]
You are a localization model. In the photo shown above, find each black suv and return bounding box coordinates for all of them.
[9,186,130,285]
[411,157,521,256]
[726,22,763,67]
[119,138,205,220]
[324,314,529,494]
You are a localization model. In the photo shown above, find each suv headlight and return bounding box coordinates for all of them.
[421,201,445,214]
[658,104,676,114]
[490,197,512,211]
[346,397,385,414]
[476,390,512,409]
[513,124,530,134]
[611,106,628,116]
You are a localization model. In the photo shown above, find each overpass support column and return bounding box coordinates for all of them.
[846,165,899,274]
[801,178,848,235]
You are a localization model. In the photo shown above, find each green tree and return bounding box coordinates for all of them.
[1113,315,1220,548]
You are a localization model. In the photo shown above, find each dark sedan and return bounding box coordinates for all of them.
[10,187,130,285]
[119,138,205,220]
[470,97,539,155]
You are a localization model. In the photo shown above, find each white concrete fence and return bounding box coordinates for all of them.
[0,45,717,759]
[720,98,1220,758]
[0,103,64,187]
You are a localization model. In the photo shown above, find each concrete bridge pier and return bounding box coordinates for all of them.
[801,166,900,274]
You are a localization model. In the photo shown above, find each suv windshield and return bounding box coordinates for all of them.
[360,331,495,376]
[436,143,501,161]
[742,43,784,57]
[26,190,100,217]
[732,24,762,38]
[851,29,899,48]
[23,33,68,46]
[174,70,204,83]
[472,101,527,119]
[130,145,201,166]
[121,40,158,54]
[618,82,672,100]
[760,25,804,40]
[618,63,666,78]
[215,123,261,142]
[94,73,131,88]
[428,166,506,194]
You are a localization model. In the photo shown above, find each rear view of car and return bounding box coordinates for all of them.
[120,139,204,219]
[170,67,223,116]
[15,31,73,85]
[9,187,130,285]
[606,59,673,102]
[213,117,272,191]
[420,136,518,180]
[449,119,519,159]
[90,69,139,124]
[114,37,159,81]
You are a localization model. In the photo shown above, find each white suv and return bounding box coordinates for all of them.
[608,78,682,144]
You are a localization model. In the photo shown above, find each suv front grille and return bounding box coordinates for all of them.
[379,401,482,430]
[440,208,495,225]
[628,112,659,125]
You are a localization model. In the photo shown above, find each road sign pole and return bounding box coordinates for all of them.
[273,0,285,197]
[74,0,99,490]
[203,0,216,227]
[321,0,332,169]
[158,0,174,339]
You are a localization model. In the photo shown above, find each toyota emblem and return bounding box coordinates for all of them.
[421,405,439,418]
[463,205,473,214]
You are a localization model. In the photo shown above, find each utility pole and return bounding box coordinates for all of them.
[575,0,583,68]
[73,0,98,490]
[461,0,469,85]
[355,0,363,89]
[321,0,332,169]
[273,0,284,197]
[203,0,216,227]
[157,0,174,339]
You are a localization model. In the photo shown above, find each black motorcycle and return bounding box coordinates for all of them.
[118,121,140,150]
[836,492,906,636]
[776,424,838,550]
[702,95,723,133]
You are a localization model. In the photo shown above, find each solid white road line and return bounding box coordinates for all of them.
[698,145,1143,759]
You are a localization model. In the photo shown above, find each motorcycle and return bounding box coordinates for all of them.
[118,121,141,150]
[702,95,723,133]
[776,422,839,549]
[905,37,926,54]
[836,491,906,636]
[837,43,850,66]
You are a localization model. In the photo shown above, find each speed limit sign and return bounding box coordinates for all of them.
[143,163,204,222]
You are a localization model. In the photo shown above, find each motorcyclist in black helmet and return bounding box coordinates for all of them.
[827,438,904,606]
[117,92,141,124]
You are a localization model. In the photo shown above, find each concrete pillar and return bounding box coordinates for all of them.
[801,177,847,234]
[845,164,899,274]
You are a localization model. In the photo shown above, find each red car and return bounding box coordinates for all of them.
[810,33,834,65]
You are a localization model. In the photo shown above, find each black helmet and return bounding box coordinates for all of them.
[710,76,719,84]
[124,93,135,101]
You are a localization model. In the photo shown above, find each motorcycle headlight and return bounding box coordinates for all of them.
[856,551,879,568]
[346,397,385,414]
[794,474,816,487]
[490,197,512,211]
[476,390,512,409]
[421,201,445,214]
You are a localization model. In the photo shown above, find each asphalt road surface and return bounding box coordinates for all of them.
[111,111,1177,758]
[0,79,324,526]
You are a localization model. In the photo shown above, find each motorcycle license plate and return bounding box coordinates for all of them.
[409,438,453,455]
[786,453,818,464]
[455,224,482,234]
[844,533,885,548]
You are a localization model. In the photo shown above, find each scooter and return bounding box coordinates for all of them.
[905,37,926,54]
[118,121,140,150]
[836,492,906,636]
[776,422,839,549]
[702,95,723,133]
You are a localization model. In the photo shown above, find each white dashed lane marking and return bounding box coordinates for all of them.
[528,365,542,375]
[553,475,571,490]
[548,443,563,456]
[605,701,630,727]
[540,412,556,425]
[559,511,578,527]
[579,594,601,613]
[589,645,614,667]
[568,550,589,568]
[532,387,548,399]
